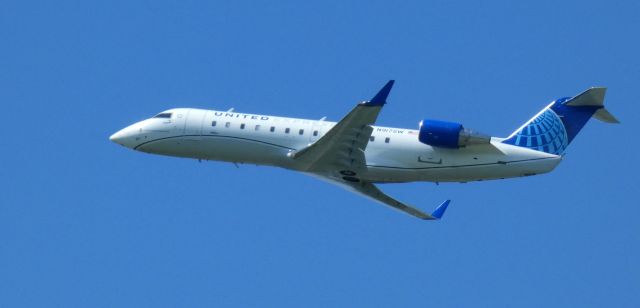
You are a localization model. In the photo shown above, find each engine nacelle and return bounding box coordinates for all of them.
[418,119,491,148]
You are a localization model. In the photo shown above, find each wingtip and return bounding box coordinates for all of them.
[363,80,395,106]
[430,199,450,220]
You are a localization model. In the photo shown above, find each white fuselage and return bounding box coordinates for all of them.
[110,108,562,183]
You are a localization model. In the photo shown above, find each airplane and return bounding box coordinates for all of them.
[110,81,619,220]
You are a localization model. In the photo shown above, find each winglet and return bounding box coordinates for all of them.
[363,80,395,106]
[430,200,450,220]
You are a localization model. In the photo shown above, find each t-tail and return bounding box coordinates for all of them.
[502,87,619,155]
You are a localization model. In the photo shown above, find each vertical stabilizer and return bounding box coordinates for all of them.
[502,87,618,155]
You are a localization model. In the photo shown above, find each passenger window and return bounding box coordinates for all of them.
[299,129,304,135]
[270,126,275,132]
[285,128,290,134]
[225,122,231,128]
[370,136,375,142]
[385,137,390,143]
[313,130,318,136]
[255,125,260,131]
[240,124,245,129]
[212,121,217,127]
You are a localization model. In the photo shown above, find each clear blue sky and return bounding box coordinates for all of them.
[1,1,639,307]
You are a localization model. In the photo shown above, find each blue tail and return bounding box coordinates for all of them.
[502,87,619,155]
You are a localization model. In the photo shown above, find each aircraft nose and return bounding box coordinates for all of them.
[109,124,140,149]
[109,130,124,143]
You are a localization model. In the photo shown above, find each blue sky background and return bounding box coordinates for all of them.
[1,0,639,307]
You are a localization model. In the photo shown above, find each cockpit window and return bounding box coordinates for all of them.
[153,113,172,119]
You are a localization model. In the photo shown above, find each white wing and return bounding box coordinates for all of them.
[293,80,450,220]
[291,80,394,173]
[314,175,449,220]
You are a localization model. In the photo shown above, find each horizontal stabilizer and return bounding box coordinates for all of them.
[564,87,620,123]
[593,107,620,123]
[566,87,606,106]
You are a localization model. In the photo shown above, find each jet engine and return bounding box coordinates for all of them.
[418,119,491,148]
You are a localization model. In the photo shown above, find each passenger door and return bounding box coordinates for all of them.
[172,110,187,134]
[184,109,207,140]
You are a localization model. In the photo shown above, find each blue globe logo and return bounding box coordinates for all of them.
[509,108,568,155]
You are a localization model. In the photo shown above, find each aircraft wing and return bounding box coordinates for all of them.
[290,80,395,172]
[293,80,450,220]
[315,175,450,220]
